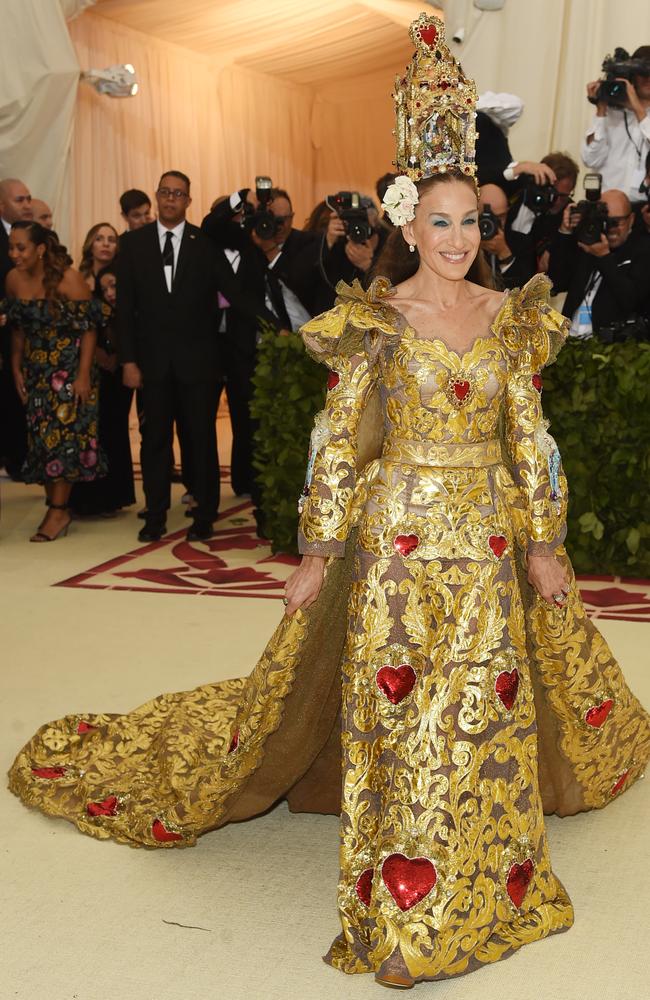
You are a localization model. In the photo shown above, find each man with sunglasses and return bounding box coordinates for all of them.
[548,187,650,341]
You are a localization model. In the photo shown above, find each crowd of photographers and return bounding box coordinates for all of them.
[1,42,649,540]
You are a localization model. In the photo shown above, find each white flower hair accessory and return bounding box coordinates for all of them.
[381,175,419,226]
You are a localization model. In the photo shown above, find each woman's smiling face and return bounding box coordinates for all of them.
[402,179,480,280]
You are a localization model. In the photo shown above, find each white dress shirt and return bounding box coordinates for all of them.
[2,217,11,236]
[581,108,650,202]
[157,219,186,292]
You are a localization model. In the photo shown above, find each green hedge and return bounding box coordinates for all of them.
[250,325,326,554]
[252,327,650,575]
[544,339,650,576]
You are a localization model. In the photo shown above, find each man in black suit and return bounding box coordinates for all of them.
[117,170,222,542]
[548,188,650,339]
[0,177,33,477]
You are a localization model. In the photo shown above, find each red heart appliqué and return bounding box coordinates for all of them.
[382,853,437,911]
[611,770,630,796]
[376,664,417,705]
[152,819,183,843]
[585,699,613,728]
[31,766,67,779]
[532,373,543,392]
[488,534,508,558]
[77,721,97,734]
[87,795,119,818]
[393,533,420,556]
[355,868,374,907]
[228,729,239,753]
[327,371,340,390]
[419,25,438,46]
[506,859,534,908]
[453,380,471,401]
[495,669,519,711]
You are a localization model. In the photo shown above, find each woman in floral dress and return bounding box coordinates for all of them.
[2,221,106,540]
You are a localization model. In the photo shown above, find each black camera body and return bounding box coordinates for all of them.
[479,205,501,241]
[241,176,284,240]
[522,179,558,215]
[570,173,608,245]
[589,47,650,109]
[599,315,649,343]
[326,191,373,244]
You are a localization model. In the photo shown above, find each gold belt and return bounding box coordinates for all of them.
[381,438,502,468]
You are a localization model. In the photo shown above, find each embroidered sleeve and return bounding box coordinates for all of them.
[500,275,570,556]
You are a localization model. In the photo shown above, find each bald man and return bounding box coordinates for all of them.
[548,188,650,340]
[31,198,53,230]
[478,182,536,289]
[0,178,31,476]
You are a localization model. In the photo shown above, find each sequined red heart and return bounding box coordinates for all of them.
[327,371,340,390]
[87,795,119,818]
[506,859,534,908]
[376,664,417,705]
[382,853,437,911]
[355,868,374,907]
[228,729,239,753]
[419,25,438,46]
[77,721,97,734]
[394,533,420,556]
[611,770,630,796]
[585,699,613,728]
[532,373,543,392]
[453,380,471,401]
[152,819,183,843]
[31,766,67,779]
[488,534,508,558]
[495,669,519,711]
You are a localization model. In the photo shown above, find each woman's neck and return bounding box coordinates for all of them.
[407,266,470,310]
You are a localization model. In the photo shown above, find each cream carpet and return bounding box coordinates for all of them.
[1,458,649,1000]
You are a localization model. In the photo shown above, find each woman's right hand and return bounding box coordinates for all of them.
[284,554,326,616]
[13,371,27,404]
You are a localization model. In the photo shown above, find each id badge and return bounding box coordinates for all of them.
[630,163,647,200]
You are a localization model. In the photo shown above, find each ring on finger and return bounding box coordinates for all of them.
[282,597,288,606]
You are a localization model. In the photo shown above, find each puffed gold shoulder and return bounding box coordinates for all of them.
[496,274,569,372]
[300,276,400,366]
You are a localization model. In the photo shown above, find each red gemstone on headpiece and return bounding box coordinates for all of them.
[87,795,119,817]
[382,853,437,911]
[393,533,420,556]
[585,699,613,728]
[611,770,630,796]
[419,25,438,46]
[532,373,543,392]
[440,81,449,90]
[453,380,471,401]
[376,664,417,705]
[495,668,519,711]
[506,859,534,908]
[152,819,183,843]
[488,534,508,558]
[327,371,340,390]
[228,729,239,753]
[31,766,67,779]
[355,868,374,907]
[77,721,97,734]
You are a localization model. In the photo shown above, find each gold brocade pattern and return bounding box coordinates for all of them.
[7,275,650,987]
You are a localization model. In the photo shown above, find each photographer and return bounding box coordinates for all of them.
[508,152,579,272]
[633,148,650,237]
[313,194,388,313]
[478,183,536,289]
[583,45,650,202]
[548,186,650,341]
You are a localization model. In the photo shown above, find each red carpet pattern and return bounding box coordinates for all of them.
[55,507,650,617]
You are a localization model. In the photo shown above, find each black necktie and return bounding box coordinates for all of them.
[162,231,174,286]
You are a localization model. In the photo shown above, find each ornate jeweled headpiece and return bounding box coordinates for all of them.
[381,12,479,226]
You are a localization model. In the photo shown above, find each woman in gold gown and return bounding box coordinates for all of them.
[8,13,650,992]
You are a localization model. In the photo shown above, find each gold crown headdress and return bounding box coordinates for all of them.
[382,13,479,225]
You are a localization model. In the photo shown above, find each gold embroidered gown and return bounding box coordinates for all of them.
[8,275,650,985]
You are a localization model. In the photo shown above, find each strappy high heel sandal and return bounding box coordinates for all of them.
[375,973,415,989]
[30,502,72,543]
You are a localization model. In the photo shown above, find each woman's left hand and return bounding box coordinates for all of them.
[72,375,92,406]
[527,553,570,606]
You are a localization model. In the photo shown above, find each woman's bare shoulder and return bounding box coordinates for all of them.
[59,267,91,301]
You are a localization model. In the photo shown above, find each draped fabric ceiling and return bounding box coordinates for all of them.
[1,1,650,257]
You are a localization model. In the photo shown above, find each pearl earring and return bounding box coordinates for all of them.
[409,244,416,254]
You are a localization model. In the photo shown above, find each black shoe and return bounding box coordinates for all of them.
[186,519,214,541]
[138,522,166,543]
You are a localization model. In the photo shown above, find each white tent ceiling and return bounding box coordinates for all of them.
[93,0,438,86]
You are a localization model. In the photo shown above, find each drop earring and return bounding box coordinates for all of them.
[409,244,416,254]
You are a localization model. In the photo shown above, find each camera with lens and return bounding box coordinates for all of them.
[479,205,501,240]
[570,173,609,245]
[599,315,649,343]
[241,176,284,240]
[589,47,650,109]
[522,179,558,215]
[326,191,373,244]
